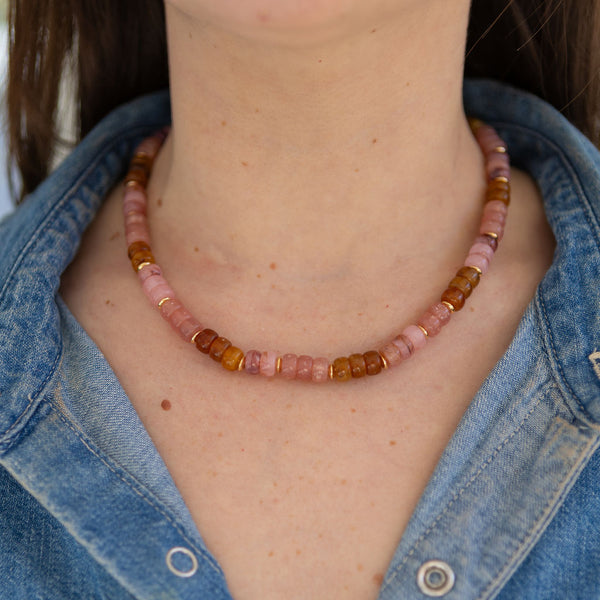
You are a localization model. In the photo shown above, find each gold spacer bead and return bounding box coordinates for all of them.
[191,330,202,344]
[328,364,334,380]
[380,353,389,370]
[238,356,246,371]
[125,179,144,189]
[417,325,429,337]
[482,231,498,239]
[492,176,509,184]
[493,146,507,153]
[468,117,484,132]
[441,301,455,312]
[470,266,483,274]
[158,297,172,308]
[136,261,153,271]
[276,356,282,374]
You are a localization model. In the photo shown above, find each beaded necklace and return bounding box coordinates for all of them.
[122,119,510,383]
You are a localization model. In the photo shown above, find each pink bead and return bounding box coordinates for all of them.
[482,207,507,225]
[138,263,162,282]
[125,224,151,246]
[489,167,511,181]
[135,137,163,157]
[469,242,495,261]
[401,325,427,351]
[418,310,442,337]
[245,350,261,375]
[484,200,508,215]
[125,212,147,228]
[473,235,498,252]
[296,355,313,381]
[159,298,182,319]
[391,335,413,360]
[280,354,298,379]
[259,351,277,377]
[123,188,147,216]
[465,253,490,274]
[429,302,452,326]
[142,274,175,306]
[486,153,510,180]
[380,342,404,366]
[176,316,203,343]
[312,357,329,383]
[167,306,192,329]
[479,218,504,240]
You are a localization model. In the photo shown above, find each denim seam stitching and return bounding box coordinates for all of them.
[43,397,222,577]
[477,430,600,600]
[381,394,542,591]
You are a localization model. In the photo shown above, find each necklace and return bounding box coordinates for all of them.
[122,120,510,383]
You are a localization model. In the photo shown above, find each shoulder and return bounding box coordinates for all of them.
[0,90,171,449]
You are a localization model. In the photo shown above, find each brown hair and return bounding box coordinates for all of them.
[6,0,600,200]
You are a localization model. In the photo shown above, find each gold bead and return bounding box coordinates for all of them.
[158,297,172,308]
[328,364,334,380]
[191,330,202,344]
[136,261,153,271]
[441,301,455,312]
[482,231,498,239]
[470,266,483,274]
[380,353,389,369]
[468,117,484,132]
[417,325,429,337]
[276,356,282,373]
[238,356,246,371]
[493,146,507,153]
[492,176,509,183]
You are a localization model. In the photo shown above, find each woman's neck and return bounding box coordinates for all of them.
[155,1,482,280]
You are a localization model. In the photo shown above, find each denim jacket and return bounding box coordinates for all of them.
[1,80,600,599]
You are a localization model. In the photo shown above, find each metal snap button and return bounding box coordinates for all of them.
[166,546,199,578]
[416,560,455,597]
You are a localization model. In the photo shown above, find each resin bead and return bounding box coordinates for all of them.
[391,335,413,360]
[209,337,232,362]
[332,357,352,381]
[448,276,472,298]
[296,355,313,381]
[138,263,162,282]
[221,346,244,371]
[441,287,466,311]
[280,354,298,379]
[456,266,481,288]
[245,350,262,374]
[380,342,404,367]
[312,357,330,383]
[417,310,442,337]
[141,274,175,306]
[363,351,383,375]
[472,235,498,252]
[469,242,495,262]
[259,351,277,377]
[348,353,367,378]
[195,329,219,354]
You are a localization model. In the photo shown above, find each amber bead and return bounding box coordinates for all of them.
[348,353,367,378]
[456,266,480,289]
[209,337,232,362]
[441,287,466,311]
[195,329,219,354]
[130,249,155,271]
[332,357,352,381]
[485,181,510,205]
[448,276,472,298]
[363,351,383,376]
[125,165,148,188]
[221,346,244,371]
[130,155,152,176]
[127,241,151,259]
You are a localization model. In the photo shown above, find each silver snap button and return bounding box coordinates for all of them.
[166,546,199,578]
[417,560,455,597]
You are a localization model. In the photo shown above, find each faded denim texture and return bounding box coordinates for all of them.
[0,80,599,599]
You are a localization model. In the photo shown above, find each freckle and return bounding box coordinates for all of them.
[385,304,390,308]
[318,533,324,539]
[388,406,394,412]
[273,482,278,487]
[341,479,347,485]
[470,306,475,312]
[371,28,377,33]
[257,11,270,23]
[257,273,262,278]
[157,198,163,207]
[351,408,356,413]
[271,284,277,290]
[389,440,396,446]
[298,475,304,481]
[194,246,199,252]
[370,501,375,507]
[260,499,264,505]
[357,564,364,572]
[296,549,302,556]
[109,231,120,241]
[270,262,277,270]
[373,573,384,585]
[161,399,172,411]
[188,32,192,39]
[357,312,363,316]
[105,299,110,305]
[218,432,223,437]
[285,440,290,445]
[241,448,245,452]
[372,138,377,144]
[255,108,260,113]
[318,59,322,63]
[221,120,227,126]
[241,161,249,167]
[268,551,274,557]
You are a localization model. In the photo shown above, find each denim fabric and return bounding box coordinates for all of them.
[0,80,599,599]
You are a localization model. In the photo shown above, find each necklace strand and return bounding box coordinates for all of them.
[122,119,510,382]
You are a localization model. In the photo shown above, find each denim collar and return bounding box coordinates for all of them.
[1,80,600,599]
